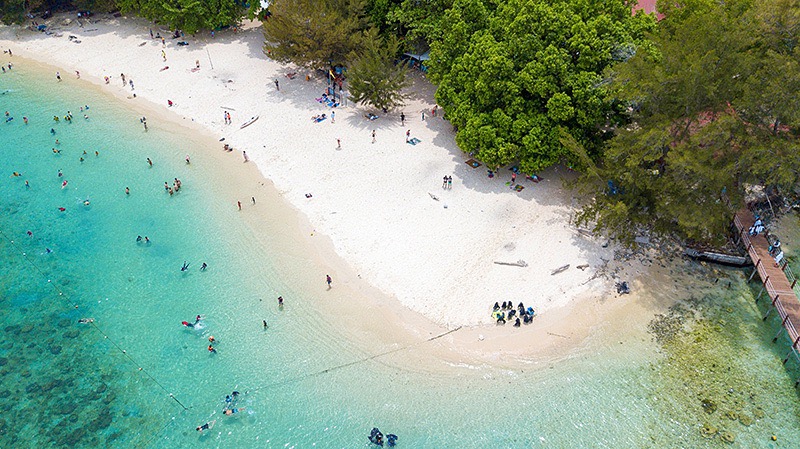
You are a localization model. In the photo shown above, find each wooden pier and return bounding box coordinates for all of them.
[734,210,800,367]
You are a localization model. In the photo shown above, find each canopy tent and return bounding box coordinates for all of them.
[402,51,430,62]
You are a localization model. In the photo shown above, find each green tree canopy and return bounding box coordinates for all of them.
[116,0,244,33]
[262,0,369,68]
[430,0,655,174]
[576,0,800,245]
[347,29,409,111]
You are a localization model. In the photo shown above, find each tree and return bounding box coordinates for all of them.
[347,29,409,110]
[576,0,800,245]
[430,0,656,174]
[116,0,244,33]
[262,0,368,68]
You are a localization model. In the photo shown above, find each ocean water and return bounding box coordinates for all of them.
[1,62,799,448]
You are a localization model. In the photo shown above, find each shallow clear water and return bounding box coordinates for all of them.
[1,63,798,448]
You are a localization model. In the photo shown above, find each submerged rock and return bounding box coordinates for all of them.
[63,329,80,339]
[719,430,735,444]
[700,423,718,438]
[701,399,717,414]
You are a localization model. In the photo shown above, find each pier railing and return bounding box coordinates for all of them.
[734,211,800,367]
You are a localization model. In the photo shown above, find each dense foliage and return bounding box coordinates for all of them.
[576,0,800,244]
[0,0,249,32]
[347,29,409,110]
[429,0,655,174]
[262,0,369,68]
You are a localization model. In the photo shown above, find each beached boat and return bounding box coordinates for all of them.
[240,115,259,129]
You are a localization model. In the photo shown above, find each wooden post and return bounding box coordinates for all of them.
[755,287,765,303]
[792,279,797,289]
[763,308,772,321]
[794,335,800,349]
[783,349,793,365]
[774,318,788,342]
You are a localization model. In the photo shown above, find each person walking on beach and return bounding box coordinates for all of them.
[400,112,405,125]
[372,130,376,144]
[56,71,61,81]
[274,79,279,91]
[121,73,126,86]
[443,176,448,189]
[147,157,153,167]
[251,197,256,205]
[336,138,341,149]
[447,176,452,189]
[278,296,284,306]
[75,71,80,79]
[243,151,249,162]
[237,201,242,211]
[331,111,335,123]
[405,130,410,143]
[196,59,200,69]
[7,49,11,57]
[326,275,332,289]
[161,50,167,62]
[511,172,517,184]
[421,110,425,121]
[150,29,154,39]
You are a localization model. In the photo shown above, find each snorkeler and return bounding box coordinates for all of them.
[223,407,245,416]
[181,261,190,271]
[196,420,215,432]
[78,318,94,324]
[200,262,207,271]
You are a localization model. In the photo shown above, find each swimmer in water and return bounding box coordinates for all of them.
[181,261,190,271]
[52,148,60,154]
[62,180,68,188]
[208,336,216,343]
[185,155,190,164]
[83,200,90,206]
[51,128,56,134]
[200,262,207,271]
[78,318,94,323]
[136,236,142,242]
[147,158,153,167]
[144,236,150,243]
[223,407,245,415]
[195,420,215,432]
[181,320,194,328]
[58,207,66,212]
[11,171,21,177]
[25,180,29,188]
[125,187,130,195]
[55,139,60,145]
[57,169,63,177]
[207,345,216,353]
[263,320,268,329]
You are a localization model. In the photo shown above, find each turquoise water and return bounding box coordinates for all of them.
[1,62,799,448]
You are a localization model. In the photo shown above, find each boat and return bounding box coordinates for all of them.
[240,115,259,129]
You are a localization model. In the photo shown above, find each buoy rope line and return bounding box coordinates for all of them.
[140,326,463,447]
[2,228,463,445]
[0,228,189,411]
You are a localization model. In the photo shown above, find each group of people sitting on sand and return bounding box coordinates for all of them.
[491,301,535,327]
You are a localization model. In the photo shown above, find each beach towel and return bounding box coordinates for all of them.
[515,185,525,192]
[364,114,379,121]
[465,159,481,168]
[313,116,327,123]
[407,137,421,145]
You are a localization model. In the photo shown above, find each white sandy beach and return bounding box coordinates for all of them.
[0,15,618,329]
